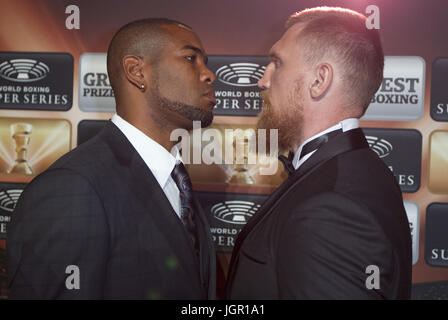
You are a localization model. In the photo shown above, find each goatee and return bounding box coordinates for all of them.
[257,90,303,154]
[150,79,214,129]
[157,96,214,129]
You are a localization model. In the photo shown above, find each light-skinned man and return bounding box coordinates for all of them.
[226,7,412,300]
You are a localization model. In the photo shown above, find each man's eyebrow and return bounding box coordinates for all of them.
[180,45,208,64]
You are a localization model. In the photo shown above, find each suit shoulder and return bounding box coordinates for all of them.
[309,148,405,212]
[49,134,109,172]
[17,167,99,209]
[335,148,399,188]
[292,191,373,220]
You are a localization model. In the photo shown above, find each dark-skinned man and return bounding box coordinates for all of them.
[7,18,217,299]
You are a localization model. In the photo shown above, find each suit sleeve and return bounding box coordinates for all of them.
[7,168,109,299]
[276,192,395,299]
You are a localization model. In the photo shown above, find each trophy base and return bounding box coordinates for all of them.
[8,161,33,175]
[227,171,255,185]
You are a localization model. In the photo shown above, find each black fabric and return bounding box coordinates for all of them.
[278,152,294,176]
[226,128,412,300]
[279,129,343,177]
[299,129,343,160]
[7,121,216,299]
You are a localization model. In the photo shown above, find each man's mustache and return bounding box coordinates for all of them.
[260,91,268,101]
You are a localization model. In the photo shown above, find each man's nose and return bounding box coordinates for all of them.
[200,66,216,84]
[258,64,272,89]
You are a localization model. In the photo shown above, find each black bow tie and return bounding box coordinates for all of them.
[278,151,295,176]
[279,129,343,176]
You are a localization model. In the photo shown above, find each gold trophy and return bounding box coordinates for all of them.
[8,122,33,175]
[227,130,255,185]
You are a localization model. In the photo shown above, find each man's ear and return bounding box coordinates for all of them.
[309,62,333,99]
[122,55,148,91]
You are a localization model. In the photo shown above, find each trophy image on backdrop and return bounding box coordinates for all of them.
[8,123,33,175]
[227,131,255,185]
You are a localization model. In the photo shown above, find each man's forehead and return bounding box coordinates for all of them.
[283,23,306,44]
[164,24,203,49]
[270,23,305,56]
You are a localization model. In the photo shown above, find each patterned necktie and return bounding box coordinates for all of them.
[171,162,199,253]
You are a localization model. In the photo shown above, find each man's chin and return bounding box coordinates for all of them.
[183,111,214,130]
[256,116,295,155]
[199,113,214,128]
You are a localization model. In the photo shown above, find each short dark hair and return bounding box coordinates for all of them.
[287,7,384,113]
[107,18,191,99]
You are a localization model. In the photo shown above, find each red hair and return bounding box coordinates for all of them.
[287,7,384,113]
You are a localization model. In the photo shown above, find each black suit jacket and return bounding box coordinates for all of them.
[226,129,412,299]
[7,121,216,299]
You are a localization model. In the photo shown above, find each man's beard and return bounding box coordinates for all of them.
[257,83,304,154]
[149,79,214,130]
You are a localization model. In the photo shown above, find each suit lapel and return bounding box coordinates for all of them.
[227,128,369,288]
[193,197,216,298]
[103,121,203,291]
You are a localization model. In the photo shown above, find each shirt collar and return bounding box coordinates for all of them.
[292,118,359,169]
[111,114,182,189]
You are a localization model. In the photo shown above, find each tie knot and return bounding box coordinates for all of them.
[171,162,192,192]
[279,151,295,176]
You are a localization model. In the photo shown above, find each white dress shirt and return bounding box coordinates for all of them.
[292,118,360,170]
[111,114,183,218]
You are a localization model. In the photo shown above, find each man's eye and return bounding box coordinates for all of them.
[185,55,196,62]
